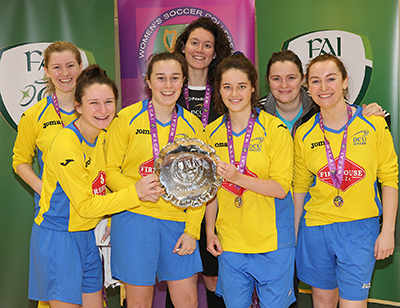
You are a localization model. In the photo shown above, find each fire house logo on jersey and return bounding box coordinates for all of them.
[92,171,106,195]
[221,162,258,196]
[0,42,92,131]
[139,158,155,177]
[318,158,365,191]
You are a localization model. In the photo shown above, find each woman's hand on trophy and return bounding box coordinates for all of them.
[135,174,164,202]
[216,160,240,184]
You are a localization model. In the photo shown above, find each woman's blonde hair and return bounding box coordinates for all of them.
[43,41,82,95]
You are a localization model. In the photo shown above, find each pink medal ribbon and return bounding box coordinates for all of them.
[184,81,211,128]
[52,93,65,127]
[318,105,352,207]
[148,100,178,159]
[226,112,257,208]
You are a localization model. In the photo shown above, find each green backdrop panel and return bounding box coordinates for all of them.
[0,1,115,307]
[256,0,399,303]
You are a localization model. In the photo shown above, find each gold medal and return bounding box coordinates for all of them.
[234,196,243,208]
[333,195,344,207]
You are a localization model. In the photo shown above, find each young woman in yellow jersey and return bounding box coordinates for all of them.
[293,54,398,308]
[106,52,204,308]
[30,65,141,308]
[205,53,296,308]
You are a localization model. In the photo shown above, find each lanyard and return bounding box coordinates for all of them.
[318,105,352,190]
[147,100,178,159]
[226,112,257,193]
[52,93,65,127]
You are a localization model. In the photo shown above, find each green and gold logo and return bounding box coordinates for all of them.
[0,42,94,130]
[282,30,373,105]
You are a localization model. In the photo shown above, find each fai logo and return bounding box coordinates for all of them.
[137,7,235,78]
[139,158,154,177]
[282,30,372,105]
[352,130,369,145]
[318,158,365,191]
[92,171,106,195]
[221,162,258,196]
[0,42,93,131]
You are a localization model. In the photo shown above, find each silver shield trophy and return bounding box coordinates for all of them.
[153,138,222,208]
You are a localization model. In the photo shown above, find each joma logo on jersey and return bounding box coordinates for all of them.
[136,128,150,135]
[215,142,228,148]
[0,42,92,131]
[311,140,325,149]
[318,158,365,191]
[43,120,62,129]
[249,137,264,152]
[60,159,74,166]
[352,130,369,145]
[85,157,92,168]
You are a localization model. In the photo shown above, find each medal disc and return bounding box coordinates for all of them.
[234,196,243,208]
[333,195,344,207]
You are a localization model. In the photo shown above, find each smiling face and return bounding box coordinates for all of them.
[183,27,215,73]
[219,68,255,115]
[268,60,303,105]
[307,60,348,110]
[75,83,116,137]
[146,59,184,110]
[44,50,83,94]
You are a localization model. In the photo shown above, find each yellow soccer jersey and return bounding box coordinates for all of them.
[205,110,295,254]
[35,121,140,232]
[12,96,77,213]
[106,99,206,239]
[293,106,398,227]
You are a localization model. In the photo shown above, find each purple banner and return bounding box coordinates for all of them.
[117,0,255,107]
